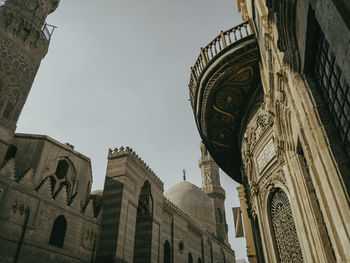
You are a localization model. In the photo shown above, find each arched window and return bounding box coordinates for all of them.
[49,215,67,248]
[133,181,153,262]
[269,189,303,262]
[198,258,202,263]
[55,160,69,179]
[188,252,193,263]
[163,240,171,263]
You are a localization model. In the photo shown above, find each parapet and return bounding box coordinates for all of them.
[108,146,164,188]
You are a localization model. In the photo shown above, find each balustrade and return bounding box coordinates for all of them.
[189,21,252,94]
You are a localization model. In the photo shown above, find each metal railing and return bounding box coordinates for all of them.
[189,21,252,94]
[42,23,57,43]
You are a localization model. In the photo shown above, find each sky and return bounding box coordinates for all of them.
[16,0,247,260]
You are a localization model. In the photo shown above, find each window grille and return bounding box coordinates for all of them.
[270,189,304,262]
[314,32,350,158]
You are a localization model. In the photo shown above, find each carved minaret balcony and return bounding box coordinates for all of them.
[0,0,59,162]
[188,21,261,183]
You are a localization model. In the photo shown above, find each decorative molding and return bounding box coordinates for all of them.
[243,103,274,155]
[266,0,300,71]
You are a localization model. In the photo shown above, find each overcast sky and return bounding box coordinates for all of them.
[16,0,247,260]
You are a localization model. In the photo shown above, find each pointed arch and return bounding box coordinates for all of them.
[268,188,303,262]
[133,181,154,263]
[55,159,69,179]
[188,252,193,263]
[163,240,171,263]
[49,215,67,248]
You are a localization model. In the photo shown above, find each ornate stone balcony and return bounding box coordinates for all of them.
[188,21,261,182]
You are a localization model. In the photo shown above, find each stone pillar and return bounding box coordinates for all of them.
[237,185,257,263]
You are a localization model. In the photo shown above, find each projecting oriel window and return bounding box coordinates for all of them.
[314,32,350,159]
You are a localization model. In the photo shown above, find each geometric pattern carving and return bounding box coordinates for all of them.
[270,189,304,262]
[257,138,275,172]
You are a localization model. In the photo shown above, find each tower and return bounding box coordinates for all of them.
[199,142,229,244]
[0,0,59,163]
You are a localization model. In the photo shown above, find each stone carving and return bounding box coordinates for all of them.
[7,0,59,23]
[273,71,294,163]
[243,104,274,155]
[270,189,304,262]
[256,138,276,172]
[266,0,300,72]
[12,200,30,216]
[1,9,47,50]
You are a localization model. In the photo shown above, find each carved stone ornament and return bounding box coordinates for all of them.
[243,103,274,155]
[270,189,304,262]
[266,0,301,71]
[273,71,295,159]
[259,169,286,194]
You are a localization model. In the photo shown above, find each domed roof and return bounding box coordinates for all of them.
[165,180,216,234]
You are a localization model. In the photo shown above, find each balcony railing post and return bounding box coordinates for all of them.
[189,22,253,98]
[220,31,227,48]
[191,67,198,85]
[200,47,208,66]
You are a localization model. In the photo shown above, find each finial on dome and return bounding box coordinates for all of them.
[182,169,186,181]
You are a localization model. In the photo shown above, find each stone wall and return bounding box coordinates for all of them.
[237,0,350,262]
[0,156,101,263]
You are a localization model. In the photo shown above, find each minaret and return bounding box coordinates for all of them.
[0,0,59,163]
[199,142,229,244]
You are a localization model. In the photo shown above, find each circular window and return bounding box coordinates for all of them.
[178,240,184,253]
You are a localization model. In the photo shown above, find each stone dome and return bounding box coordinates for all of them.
[165,180,216,234]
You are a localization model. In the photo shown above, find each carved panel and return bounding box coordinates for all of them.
[256,138,276,172]
[270,189,304,262]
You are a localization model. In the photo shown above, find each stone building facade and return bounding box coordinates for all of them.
[188,0,349,262]
[0,2,237,262]
[95,145,235,263]
[0,134,100,263]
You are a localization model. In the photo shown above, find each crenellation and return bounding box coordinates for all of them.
[108,146,164,188]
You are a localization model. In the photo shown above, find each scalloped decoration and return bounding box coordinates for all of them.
[68,192,81,211]
[36,177,53,198]
[0,158,16,181]
[54,184,68,205]
[83,199,95,218]
[17,168,34,184]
